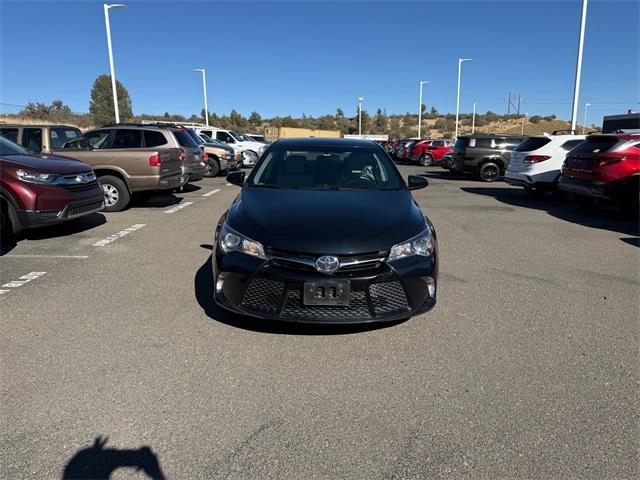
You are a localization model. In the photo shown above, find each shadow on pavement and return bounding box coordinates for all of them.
[131,193,182,209]
[16,213,107,243]
[194,252,404,335]
[461,186,640,239]
[62,437,165,480]
[422,170,471,181]
[181,182,202,193]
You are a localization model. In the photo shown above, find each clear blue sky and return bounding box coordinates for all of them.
[1,0,638,122]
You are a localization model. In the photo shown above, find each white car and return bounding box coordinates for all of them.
[195,128,267,158]
[505,133,585,196]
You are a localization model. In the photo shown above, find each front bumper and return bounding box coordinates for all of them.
[220,158,239,171]
[212,249,438,324]
[558,176,611,200]
[16,197,104,230]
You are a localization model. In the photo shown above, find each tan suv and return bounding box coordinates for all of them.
[55,125,190,211]
[0,124,83,153]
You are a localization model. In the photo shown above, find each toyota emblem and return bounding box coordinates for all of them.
[315,255,340,274]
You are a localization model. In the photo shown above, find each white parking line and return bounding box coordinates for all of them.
[3,255,89,259]
[226,183,232,186]
[0,271,47,296]
[203,189,221,197]
[92,224,146,247]
[164,202,193,214]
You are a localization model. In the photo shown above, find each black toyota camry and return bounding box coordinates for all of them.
[213,137,438,324]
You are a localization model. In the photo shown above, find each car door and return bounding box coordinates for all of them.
[53,129,114,169]
[21,127,44,154]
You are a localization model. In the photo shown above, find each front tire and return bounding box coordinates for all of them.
[205,157,220,177]
[479,162,501,182]
[99,175,130,212]
[419,153,434,167]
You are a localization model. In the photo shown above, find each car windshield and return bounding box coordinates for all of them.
[0,135,27,155]
[249,145,403,191]
[229,131,247,142]
[184,129,204,145]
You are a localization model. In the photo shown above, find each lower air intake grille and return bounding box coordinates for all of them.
[370,281,410,315]
[240,277,284,314]
[281,289,372,321]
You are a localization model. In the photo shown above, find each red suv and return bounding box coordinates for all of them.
[0,136,104,240]
[559,133,640,213]
[408,139,454,166]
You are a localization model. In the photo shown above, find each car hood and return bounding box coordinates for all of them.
[0,154,92,174]
[237,141,265,151]
[204,143,234,154]
[226,187,427,255]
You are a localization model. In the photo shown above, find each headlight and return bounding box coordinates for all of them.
[16,170,61,184]
[388,229,434,262]
[219,223,266,259]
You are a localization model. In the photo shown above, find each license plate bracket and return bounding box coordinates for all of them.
[303,281,350,306]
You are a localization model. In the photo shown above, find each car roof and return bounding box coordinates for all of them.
[460,133,525,138]
[273,137,377,148]
[0,124,80,129]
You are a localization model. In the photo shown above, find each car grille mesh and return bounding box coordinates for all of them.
[370,282,410,315]
[63,180,99,191]
[67,201,103,217]
[239,277,409,321]
[240,277,284,314]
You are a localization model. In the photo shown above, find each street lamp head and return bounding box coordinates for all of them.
[586,102,591,106]
[193,68,205,73]
[459,58,472,63]
[358,97,364,102]
[420,80,430,85]
[106,3,127,9]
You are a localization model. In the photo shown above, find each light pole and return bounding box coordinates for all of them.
[570,0,588,133]
[358,97,364,135]
[103,3,126,124]
[521,113,527,135]
[471,100,477,134]
[193,68,209,126]
[582,102,591,134]
[455,58,471,139]
[418,81,430,139]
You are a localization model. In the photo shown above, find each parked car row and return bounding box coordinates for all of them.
[385,138,454,166]
[434,130,640,213]
[0,122,271,215]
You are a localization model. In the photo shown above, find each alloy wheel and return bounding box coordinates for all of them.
[102,184,119,207]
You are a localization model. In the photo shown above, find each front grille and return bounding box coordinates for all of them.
[67,201,103,217]
[370,282,410,315]
[266,248,387,274]
[63,180,99,191]
[240,277,284,314]
[280,289,371,321]
[239,276,410,321]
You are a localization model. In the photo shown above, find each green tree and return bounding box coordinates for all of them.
[89,74,133,126]
[374,108,388,132]
[248,111,262,127]
[430,106,438,115]
[336,108,344,118]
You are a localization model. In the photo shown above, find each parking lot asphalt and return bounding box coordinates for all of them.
[1,165,638,479]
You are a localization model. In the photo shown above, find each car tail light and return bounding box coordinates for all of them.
[179,147,186,162]
[149,154,162,166]
[524,155,551,163]
[598,156,625,167]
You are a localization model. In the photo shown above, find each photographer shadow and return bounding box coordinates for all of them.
[62,437,165,480]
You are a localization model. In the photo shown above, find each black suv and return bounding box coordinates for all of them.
[451,134,526,182]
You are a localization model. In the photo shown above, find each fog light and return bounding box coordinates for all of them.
[423,276,436,298]
[216,272,229,294]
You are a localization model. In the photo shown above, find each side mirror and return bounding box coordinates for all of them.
[408,175,429,190]
[227,170,246,187]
